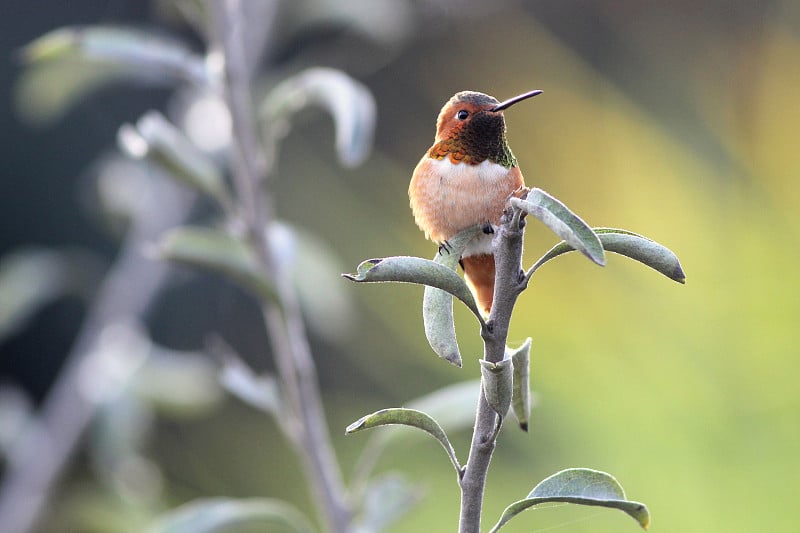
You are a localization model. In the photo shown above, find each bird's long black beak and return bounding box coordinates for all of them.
[491,90,543,112]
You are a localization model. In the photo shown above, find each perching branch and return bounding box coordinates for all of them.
[458,205,528,533]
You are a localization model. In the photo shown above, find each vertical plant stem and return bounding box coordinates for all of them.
[459,209,526,533]
[209,2,351,532]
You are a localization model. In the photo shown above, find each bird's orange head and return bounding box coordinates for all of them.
[429,90,542,168]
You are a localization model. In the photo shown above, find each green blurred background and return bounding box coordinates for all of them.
[1,1,799,532]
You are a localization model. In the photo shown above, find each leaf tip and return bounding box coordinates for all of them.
[673,265,686,284]
[444,352,463,368]
[345,417,366,434]
[586,246,607,267]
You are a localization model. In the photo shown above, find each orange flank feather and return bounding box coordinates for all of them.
[461,254,496,316]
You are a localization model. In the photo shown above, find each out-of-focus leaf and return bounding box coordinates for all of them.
[269,222,355,344]
[406,380,480,431]
[173,89,232,154]
[21,26,206,81]
[349,380,480,495]
[154,227,277,303]
[480,358,513,418]
[353,473,422,533]
[346,408,461,475]
[78,321,152,406]
[118,112,230,208]
[0,385,32,458]
[146,497,315,533]
[16,26,205,124]
[489,468,651,532]
[0,249,67,341]
[14,60,122,125]
[508,338,532,431]
[422,225,484,367]
[219,351,282,415]
[529,227,686,283]
[0,248,102,342]
[261,67,375,167]
[91,394,163,505]
[511,188,605,266]
[131,345,223,417]
[92,155,161,228]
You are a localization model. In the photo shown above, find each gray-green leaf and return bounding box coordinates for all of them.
[16,26,206,124]
[508,338,532,431]
[343,227,483,366]
[218,352,282,416]
[343,253,483,366]
[353,473,421,533]
[529,227,685,283]
[118,112,230,208]
[261,67,375,167]
[489,468,651,532]
[146,497,315,533]
[511,188,605,266]
[155,227,277,303]
[268,222,355,345]
[342,257,468,299]
[346,408,461,475]
[0,248,101,342]
[479,359,513,418]
[343,255,475,306]
[131,345,223,416]
[421,226,484,367]
[349,380,480,497]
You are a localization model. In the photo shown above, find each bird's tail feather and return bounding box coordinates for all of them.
[462,253,495,317]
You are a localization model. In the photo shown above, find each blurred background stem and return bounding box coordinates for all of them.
[0,179,194,533]
[209,1,351,532]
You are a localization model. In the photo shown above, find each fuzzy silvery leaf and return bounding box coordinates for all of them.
[349,380,480,497]
[489,468,650,532]
[508,338,532,431]
[479,358,513,418]
[529,227,685,283]
[422,225,484,367]
[343,229,483,366]
[346,408,461,475]
[512,188,605,266]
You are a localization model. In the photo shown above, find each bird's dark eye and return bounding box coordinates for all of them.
[456,109,469,120]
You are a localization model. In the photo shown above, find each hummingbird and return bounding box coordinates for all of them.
[408,89,542,316]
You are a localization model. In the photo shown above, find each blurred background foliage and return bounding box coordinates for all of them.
[1,1,799,532]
